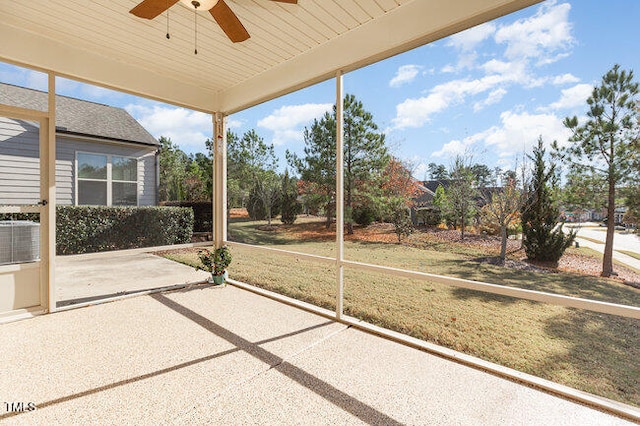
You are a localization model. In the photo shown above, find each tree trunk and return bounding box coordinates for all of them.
[346,143,353,235]
[602,176,616,277]
[500,225,508,263]
[264,188,271,225]
[326,201,332,229]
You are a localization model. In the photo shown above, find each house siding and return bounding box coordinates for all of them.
[0,116,157,206]
[0,117,40,205]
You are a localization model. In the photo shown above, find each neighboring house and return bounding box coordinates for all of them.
[614,206,627,225]
[410,180,503,225]
[0,83,159,206]
[410,180,449,225]
[561,209,604,223]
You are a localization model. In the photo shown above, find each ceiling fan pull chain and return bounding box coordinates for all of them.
[194,3,198,54]
[166,0,170,39]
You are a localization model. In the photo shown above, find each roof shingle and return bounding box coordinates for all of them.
[0,83,158,146]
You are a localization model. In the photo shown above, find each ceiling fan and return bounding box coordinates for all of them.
[130,0,297,43]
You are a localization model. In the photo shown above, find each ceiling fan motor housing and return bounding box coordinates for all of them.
[181,0,219,10]
[131,0,297,43]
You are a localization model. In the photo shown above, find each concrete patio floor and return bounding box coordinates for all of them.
[1,284,635,425]
[55,246,210,306]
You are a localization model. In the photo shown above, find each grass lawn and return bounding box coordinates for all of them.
[159,217,640,407]
[577,236,604,245]
[619,250,640,262]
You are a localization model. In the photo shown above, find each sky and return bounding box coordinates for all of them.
[2,0,639,180]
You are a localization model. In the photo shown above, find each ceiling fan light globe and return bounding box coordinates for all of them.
[179,0,219,11]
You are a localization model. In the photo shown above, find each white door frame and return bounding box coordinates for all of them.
[0,74,56,322]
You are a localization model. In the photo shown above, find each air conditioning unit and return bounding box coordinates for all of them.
[0,221,40,266]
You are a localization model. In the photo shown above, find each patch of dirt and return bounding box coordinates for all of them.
[559,253,640,289]
[256,224,280,232]
[229,208,249,219]
[411,227,522,252]
[475,256,552,273]
[281,219,335,241]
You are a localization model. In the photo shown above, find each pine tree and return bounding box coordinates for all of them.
[228,129,279,223]
[280,169,301,225]
[287,94,388,232]
[446,156,478,240]
[521,138,575,264]
[342,94,389,234]
[432,184,448,226]
[287,111,336,228]
[158,136,189,202]
[560,64,639,276]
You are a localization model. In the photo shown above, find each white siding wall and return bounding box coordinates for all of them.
[0,116,157,206]
[0,117,40,205]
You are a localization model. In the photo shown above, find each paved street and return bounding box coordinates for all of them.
[567,223,640,271]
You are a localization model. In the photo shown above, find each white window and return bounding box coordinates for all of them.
[76,152,138,206]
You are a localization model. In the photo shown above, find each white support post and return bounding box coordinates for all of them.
[221,116,227,243]
[335,71,344,319]
[212,112,227,248]
[45,73,56,312]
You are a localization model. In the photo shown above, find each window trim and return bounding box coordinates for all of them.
[75,151,139,206]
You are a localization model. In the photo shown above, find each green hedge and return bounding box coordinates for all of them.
[56,206,193,255]
[161,201,212,233]
[2,206,194,255]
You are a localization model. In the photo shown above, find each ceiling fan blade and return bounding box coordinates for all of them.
[271,0,298,3]
[209,0,250,43]
[130,0,179,19]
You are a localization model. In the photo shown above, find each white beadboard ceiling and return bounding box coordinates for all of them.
[0,0,540,114]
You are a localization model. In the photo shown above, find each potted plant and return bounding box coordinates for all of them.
[197,245,232,285]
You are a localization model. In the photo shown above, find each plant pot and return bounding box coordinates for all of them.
[211,273,225,285]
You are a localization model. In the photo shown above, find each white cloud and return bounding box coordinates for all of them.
[432,132,487,159]
[480,110,571,157]
[432,139,471,158]
[480,59,526,80]
[434,109,571,161]
[413,162,430,180]
[389,65,422,88]
[448,22,497,51]
[125,104,212,152]
[494,1,574,64]
[392,73,514,129]
[545,83,592,110]
[392,93,449,129]
[80,84,121,100]
[443,23,496,72]
[479,59,546,89]
[393,1,577,130]
[226,118,242,129]
[473,88,507,112]
[26,72,48,91]
[441,64,456,74]
[257,103,332,145]
[552,73,580,85]
[0,67,50,92]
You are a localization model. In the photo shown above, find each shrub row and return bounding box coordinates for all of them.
[0,206,193,255]
[56,206,193,255]
[2,205,194,255]
[161,201,212,233]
